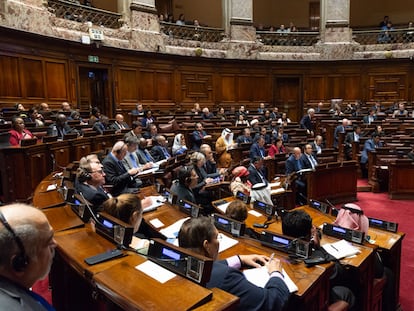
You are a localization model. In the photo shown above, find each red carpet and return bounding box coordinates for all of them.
[355,191,414,311]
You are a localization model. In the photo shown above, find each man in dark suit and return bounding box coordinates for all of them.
[200,144,221,176]
[110,114,129,131]
[75,160,110,210]
[333,118,349,149]
[249,136,270,161]
[363,108,377,125]
[253,127,271,145]
[300,144,318,170]
[285,147,302,175]
[360,134,382,178]
[310,135,323,156]
[150,135,171,162]
[178,217,290,311]
[192,122,211,151]
[136,138,155,164]
[47,113,78,139]
[247,156,268,186]
[344,125,361,160]
[102,141,142,196]
[236,128,253,146]
[300,108,315,136]
[285,147,307,205]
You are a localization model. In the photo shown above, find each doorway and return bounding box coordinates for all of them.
[78,67,112,116]
[273,77,302,122]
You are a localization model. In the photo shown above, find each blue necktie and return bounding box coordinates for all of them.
[163,147,170,159]
[129,153,138,168]
[144,149,152,162]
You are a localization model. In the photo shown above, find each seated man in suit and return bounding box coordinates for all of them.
[236,127,253,146]
[360,134,382,178]
[285,147,307,205]
[136,137,155,165]
[344,125,361,160]
[178,217,290,311]
[249,136,272,161]
[92,115,110,135]
[253,127,271,145]
[282,210,355,311]
[75,159,111,210]
[310,135,323,156]
[150,135,171,162]
[110,114,129,132]
[102,141,143,196]
[47,113,79,139]
[333,118,349,149]
[200,144,225,175]
[300,144,318,170]
[248,156,272,205]
[363,109,377,125]
[122,137,153,173]
[123,121,143,140]
[192,122,211,151]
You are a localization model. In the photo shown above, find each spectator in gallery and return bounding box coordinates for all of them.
[8,116,35,146]
[378,21,394,43]
[276,24,288,33]
[379,15,390,28]
[176,13,185,26]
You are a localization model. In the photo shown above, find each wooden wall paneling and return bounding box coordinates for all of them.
[368,73,407,101]
[220,74,237,104]
[307,75,325,101]
[343,74,362,100]
[71,137,92,161]
[20,58,45,99]
[156,71,174,102]
[118,68,139,103]
[78,67,92,108]
[26,145,49,193]
[47,141,71,171]
[45,60,68,101]
[0,55,21,99]
[327,75,342,99]
[237,75,253,102]
[180,72,214,104]
[251,75,269,102]
[273,76,302,122]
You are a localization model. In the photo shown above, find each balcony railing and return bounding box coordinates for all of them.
[353,28,414,45]
[257,31,320,46]
[47,0,122,29]
[160,22,225,42]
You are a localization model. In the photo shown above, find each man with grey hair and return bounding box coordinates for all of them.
[0,203,56,310]
[300,108,315,136]
[102,141,142,196]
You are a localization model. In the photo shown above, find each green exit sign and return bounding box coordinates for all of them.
[88,55,99,63]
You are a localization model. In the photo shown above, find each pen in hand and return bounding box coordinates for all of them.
[269,253,275,262]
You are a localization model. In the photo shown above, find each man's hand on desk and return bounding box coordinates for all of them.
[267,257,283,276]
[239,254,269,268]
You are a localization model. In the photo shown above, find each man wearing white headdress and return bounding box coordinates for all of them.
[215,128,236,168]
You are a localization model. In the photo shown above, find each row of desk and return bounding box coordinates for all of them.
[34,174,404,311]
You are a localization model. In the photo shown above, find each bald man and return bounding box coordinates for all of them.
[0,203,56,310]
[110,114,129,131]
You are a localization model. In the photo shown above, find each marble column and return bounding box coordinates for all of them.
[320,0,353,43]
[118,0,132,27]
[129,0,163,52]
[229,0,255,42]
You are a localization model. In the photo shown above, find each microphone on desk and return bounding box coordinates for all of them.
[79,191,100,224]
[325,199,339,216]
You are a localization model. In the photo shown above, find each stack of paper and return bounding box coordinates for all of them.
[322,239,360,259]
[243,267,298,293]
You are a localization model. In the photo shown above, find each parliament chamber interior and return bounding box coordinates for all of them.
[0,0,413,310]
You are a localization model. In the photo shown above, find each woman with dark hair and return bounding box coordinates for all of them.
[225,200,248,222]
[8,116,35,146]
[178,217,290,311]
[268,138,286,157]
[102,193,152,252]
[170,165,198,203]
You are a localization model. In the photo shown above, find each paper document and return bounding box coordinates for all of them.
[322,239,360,259]
[160,217,190,239]
[149,218,165,229]
[218,233,239,253]
[215,202,230,213]
[248,210,263,217]
[243,267,298,293]
[136,260,176,284]
[143,196,165,212]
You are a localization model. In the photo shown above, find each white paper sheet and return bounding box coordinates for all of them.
[243,267,298,293]
[135,260,176,284]
[149,218,165,228]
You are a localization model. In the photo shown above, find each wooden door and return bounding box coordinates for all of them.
[273,77,302,122]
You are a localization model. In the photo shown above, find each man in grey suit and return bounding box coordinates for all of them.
[136,137,155,165]
[123,137,153,172]
[0,203,56,310]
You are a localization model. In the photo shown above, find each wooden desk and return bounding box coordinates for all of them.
[42,205,84,232]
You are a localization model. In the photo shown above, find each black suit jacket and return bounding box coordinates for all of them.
[136,148,154,164]
[206,260,289,311]
[249,143,266,160]
[102,153,140,196]
[47,123,76,139]
[300,115,313,131]
[75,182,109,210]
[247,164,268,186]
[170,181,196,203]
[285,154,300,175]
[150,145,170,162]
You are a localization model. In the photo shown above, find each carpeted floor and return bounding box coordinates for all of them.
[355,191,413,311]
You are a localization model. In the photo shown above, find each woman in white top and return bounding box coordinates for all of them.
[172,133,188,156]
